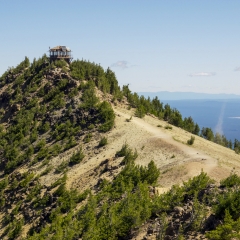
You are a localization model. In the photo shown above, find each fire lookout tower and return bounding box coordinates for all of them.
[49,46,73,64]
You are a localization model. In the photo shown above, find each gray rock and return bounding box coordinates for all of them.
[174,206,184,214]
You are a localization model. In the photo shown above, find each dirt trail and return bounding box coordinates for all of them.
[114,108,218,176]
[64,105,238,190]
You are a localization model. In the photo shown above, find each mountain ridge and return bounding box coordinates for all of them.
[0,56,240,239]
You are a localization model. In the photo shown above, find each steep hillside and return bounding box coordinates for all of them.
[0,55,240,239]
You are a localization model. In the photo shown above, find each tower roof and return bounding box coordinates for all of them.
[49,46,71,52]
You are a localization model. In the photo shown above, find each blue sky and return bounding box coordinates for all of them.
[0,1,240,94]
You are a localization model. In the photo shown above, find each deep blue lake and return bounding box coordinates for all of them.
[161,99,240,142]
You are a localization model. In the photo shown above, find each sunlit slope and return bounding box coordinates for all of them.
[62,100,240,193]
[110,104,240,187]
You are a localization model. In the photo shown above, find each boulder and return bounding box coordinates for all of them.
[173,206,184,215]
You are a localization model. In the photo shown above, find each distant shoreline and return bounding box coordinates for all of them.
[138,91,240,101]
[159,99,240,142]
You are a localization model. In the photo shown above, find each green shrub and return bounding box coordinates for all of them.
[49,144,62,156]
[206,209,240,239]
[38,121,50,134]
[6,218,24,240]
[57,79,68,90]
[35,139,46,152]
[214,189,240,220]
[84,133,92,143]
[98,137,108,147]
[0,193,5,208]
[135,105,145,118]
[201,127,214,141]
[115,143,138,165]
[40,165,53,176]
[0,177,8,191]
[234,139,240,154]
[115,143,130,157]
[26,184,42,202]
[50,174,67,189]
[54,183,66,197]
[80,81,99,108]
[183,171,213,196]
[49,92,66,110]
[54,60,67,68]
[140,160,160,185]
[121,148,138,165]
[98,101,115,132]
[187,136,195,145]
[55,161,68,174]
[126,116,132,122]
[20,172,34,188]
[69,148,85,165]
[5,160,18,174]
[64,136,77,150]
[88,124,95,130]
[34,193,50,208]
[2,213,12,226]
[220,173,240,187]
[26,145,34,158]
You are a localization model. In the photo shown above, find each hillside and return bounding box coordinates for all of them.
[0,55,240,239]
[111,106,240,185]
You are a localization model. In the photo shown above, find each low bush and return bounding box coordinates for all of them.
[183,171,214,196]
[135,105,145,118]
[69,148,85,166]
[55,161,68,174]
[214,189,240,220]
[64,136,77,150]
[220,173,240,187]
[6,218,24,240]
[54,60,67,68]
[0,177,8,191]
[50,174,67,189]
[98,137,108,147]
[126,116,132,122]
[84,133,92,143]
[88,124,95,130]
[206,209,240,239]
[115,143,130,157]
[115,143,138,165]
[187,136,195,145]
[40,165,53,176]
[98,101,115,132]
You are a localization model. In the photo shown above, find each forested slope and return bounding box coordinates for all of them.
[0,55,240,239]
